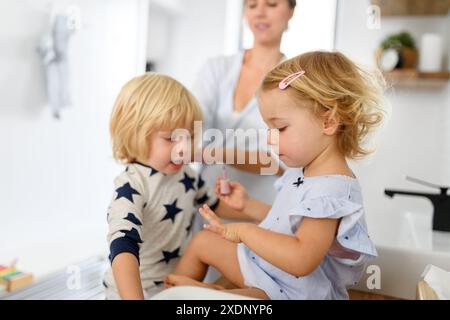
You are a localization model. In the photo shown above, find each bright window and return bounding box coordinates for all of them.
[241,0,337,57]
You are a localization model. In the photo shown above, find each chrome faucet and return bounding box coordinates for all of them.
[385,176,450,232]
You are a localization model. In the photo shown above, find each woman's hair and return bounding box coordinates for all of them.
[110,73,203,163]
[244,0,297,9]
[287,0,296,9]
[261,51,386,159]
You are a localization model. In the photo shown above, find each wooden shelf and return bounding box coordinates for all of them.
[383,69,450,88]
[371,0,450,16]
[416,281,439,300]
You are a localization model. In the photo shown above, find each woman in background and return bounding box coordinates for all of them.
[192,0,297,205]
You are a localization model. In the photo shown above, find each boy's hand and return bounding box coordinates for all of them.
[199,204,249,243]
[214,178,249,212]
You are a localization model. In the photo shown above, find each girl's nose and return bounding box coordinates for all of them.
[267,129,279,146]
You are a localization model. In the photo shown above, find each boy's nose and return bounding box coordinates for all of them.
[175,142,185,156]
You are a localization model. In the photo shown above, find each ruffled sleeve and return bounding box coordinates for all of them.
[288,196,377,258]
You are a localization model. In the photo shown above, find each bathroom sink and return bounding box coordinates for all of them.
[353,210,450,299]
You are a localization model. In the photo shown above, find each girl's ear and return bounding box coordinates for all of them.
[322,111,340,136]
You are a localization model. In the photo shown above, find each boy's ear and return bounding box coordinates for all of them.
[322,111,340,136]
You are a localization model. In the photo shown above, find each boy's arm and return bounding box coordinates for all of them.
[107,167,146,299]
[112,253,144,300]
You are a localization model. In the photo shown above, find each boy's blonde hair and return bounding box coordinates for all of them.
[110,73,203,163]
[261,51,386,159]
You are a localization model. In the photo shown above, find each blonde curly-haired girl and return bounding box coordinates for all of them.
[165,51,386,300]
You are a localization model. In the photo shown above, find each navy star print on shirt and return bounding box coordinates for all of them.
[149,168,158,176]
[186,214,196,233]
[197,175,205,189]
[115,182,141,203]
[179,173,196,192]
[120,227,143,244]
[158,247,180,264]
[161,199,183,223]
[195,193,209,205]
[124,212,142,226]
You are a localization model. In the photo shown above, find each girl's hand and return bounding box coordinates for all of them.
[214,177,249,212]
[199,204,248,243]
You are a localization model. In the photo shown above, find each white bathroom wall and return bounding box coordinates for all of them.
[0,0,148,277]
[335,0,450,230]
[146,1,176,74]
[146,0,228,87]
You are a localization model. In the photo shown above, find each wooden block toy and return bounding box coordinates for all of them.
[0,265,33,292]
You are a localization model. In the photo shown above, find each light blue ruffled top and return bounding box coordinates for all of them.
[237,168,377,300]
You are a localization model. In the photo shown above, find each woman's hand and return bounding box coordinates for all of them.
[214,177,249,212]
[199,204,249,243]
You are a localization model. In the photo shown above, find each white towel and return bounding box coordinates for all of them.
[37,15,74,119]
[422,264,450,300]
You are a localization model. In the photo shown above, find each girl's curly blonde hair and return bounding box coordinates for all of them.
[261,51,387,159]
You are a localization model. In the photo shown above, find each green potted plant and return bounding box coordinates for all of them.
[376,31,418,71]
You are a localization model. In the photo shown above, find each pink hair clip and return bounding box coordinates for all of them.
[278,70,305,90]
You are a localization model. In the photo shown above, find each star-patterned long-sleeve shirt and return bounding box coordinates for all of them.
[103,162,218,293]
